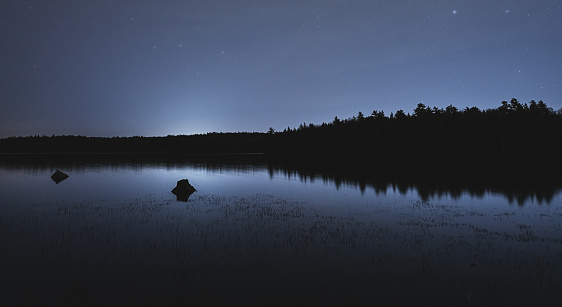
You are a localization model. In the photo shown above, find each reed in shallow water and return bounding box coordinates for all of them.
[1,194,561,305]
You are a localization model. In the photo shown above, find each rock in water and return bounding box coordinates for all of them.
[51,170,69,184]
[171,179,196,201]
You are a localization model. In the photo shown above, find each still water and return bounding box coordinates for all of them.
[1,155,561,305]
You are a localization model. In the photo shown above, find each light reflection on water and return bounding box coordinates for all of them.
[2,156,560,207]
[1,155,562,305]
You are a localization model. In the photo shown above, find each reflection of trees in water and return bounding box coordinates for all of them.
[269,167,560,205]
[265,153,562,205]
[1,153,560,205]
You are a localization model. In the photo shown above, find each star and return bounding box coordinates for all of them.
[452,10,457,15]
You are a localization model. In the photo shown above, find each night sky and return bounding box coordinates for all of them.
[1,1,561,138]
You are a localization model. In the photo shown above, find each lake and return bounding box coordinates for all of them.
[1,154,561,305]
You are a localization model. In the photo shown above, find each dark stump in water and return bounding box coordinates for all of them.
[51,170,69,184]
[171,179,196,202]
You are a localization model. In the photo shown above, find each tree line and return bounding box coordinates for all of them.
[0,132,267,154]
[1,99,561,160]
[266,98,562,159]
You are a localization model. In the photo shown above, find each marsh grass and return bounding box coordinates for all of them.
[1,195,561,305]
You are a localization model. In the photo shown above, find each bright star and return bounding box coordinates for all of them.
[452,10,458,15]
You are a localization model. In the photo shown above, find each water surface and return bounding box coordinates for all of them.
[1,155,561,305]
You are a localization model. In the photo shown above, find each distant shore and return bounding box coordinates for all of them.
[2,99,561,159]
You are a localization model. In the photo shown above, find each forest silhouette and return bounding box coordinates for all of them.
[1,99,561,161]
[268,98,562,156]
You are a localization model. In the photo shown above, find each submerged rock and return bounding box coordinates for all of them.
[51,170,69,184]
[171,179,196,202]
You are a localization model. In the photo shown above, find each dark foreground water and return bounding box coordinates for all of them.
[1,154,561,305]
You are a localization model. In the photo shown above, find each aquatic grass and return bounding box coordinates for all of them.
[1,195,561,305]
